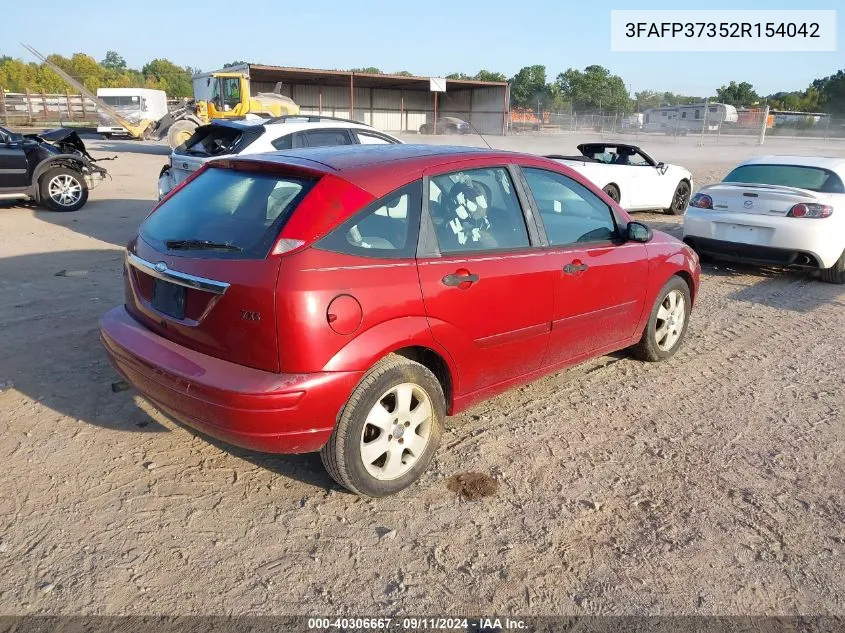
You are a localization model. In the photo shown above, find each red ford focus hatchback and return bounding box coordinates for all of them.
[100,144,700,496]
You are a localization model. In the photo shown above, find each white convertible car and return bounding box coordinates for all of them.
[548,143,694,215]
[683,155,845,284]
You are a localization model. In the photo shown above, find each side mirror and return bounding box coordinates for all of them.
[627,221,653,243]
[656,161,666,172]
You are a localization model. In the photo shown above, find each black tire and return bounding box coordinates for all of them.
[665,180,691,215]
[630,276,692,362]
[167,119,197,149]
[39,167,88,212]
[320,354,446,497]
[419,124,429,135]
[603,184,620,203]
[819,249,845,284]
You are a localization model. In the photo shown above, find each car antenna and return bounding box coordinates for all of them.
[438,89,494,150]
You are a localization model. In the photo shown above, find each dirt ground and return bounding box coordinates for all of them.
[0,133,843,617]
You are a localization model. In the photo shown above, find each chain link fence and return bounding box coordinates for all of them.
[508,108,845,146]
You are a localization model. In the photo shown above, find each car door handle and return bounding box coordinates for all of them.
[563,263,589,274]
[442,272,479,287]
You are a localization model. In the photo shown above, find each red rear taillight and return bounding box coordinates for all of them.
[787,203,833,218]
[690,193,713,209]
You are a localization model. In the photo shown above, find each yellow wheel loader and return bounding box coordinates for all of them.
[22,45,300,149]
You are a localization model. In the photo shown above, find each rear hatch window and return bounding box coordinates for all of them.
[723,164,845,193]
[175,124,261,158]
[140,166,316,259]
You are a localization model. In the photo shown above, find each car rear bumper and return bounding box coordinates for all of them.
[99,306,361,453]
[683,209,843,268]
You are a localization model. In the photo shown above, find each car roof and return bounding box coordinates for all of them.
[736,155,845,172]
[231,144,544,196]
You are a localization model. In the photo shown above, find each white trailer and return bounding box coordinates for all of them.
[96,88,169,137]
[643,102,738,133]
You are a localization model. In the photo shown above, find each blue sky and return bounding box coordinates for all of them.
[1,0,841,96]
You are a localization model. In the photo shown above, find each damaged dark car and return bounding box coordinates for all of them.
[0,126,109,212]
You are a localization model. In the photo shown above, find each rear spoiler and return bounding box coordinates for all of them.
[712,181,822,197]
[210,156,336,179]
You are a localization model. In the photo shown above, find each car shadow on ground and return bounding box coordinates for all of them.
[0,247,343,491]
[702,261,844,312]
[0,248,163,431]
[160,411,341,491]
[29,198,155,248]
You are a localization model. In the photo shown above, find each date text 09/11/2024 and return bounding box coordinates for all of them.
[624,22,821,38]
[307,617,528,630]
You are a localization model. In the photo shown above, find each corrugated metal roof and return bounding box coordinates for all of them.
[242,64,507,91]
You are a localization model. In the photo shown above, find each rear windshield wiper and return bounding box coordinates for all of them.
[165,239,243,252]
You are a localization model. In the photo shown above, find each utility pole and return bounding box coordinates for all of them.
[698,98,709,147]
[758,104,770,145]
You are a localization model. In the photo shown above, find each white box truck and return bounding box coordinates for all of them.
[96,88,168,138]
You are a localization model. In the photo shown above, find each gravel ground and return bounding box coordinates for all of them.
[0,134,843,616]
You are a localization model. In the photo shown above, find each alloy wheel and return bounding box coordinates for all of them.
[48,174,83,207]
[655,290,686,351]
[359,383,434,481]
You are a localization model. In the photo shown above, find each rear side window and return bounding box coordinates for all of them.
[271,134,293,150]
[140,167,315,259]
[303,129,353,147]
[355,131,397,145]
[427,167,530,253]
[316,181,422,258]
[723,164,845,193]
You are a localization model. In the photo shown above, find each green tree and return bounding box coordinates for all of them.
[509,65,550,108]
[768,88,821,112]
[101,51,127,71]
[555,65,630,112]
[446,72,471,80]
[715,81,760,107]
[394,70,413,76]
[349,67,382,74]
[634,90,704,110]
[813,70,845,115]
[142,58,193,97]
[222,60,247,68]
[473,70,507,83]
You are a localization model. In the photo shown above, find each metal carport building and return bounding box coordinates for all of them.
[202,64,510,135]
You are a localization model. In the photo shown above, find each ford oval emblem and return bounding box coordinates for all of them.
[743,200,754,209]
[155,262,167,273]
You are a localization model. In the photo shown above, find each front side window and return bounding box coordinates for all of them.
[427,167,530,253]
[522,167,618,246]
[316,181,422,258]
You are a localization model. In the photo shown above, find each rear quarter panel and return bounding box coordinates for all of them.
[275,248,445,376]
